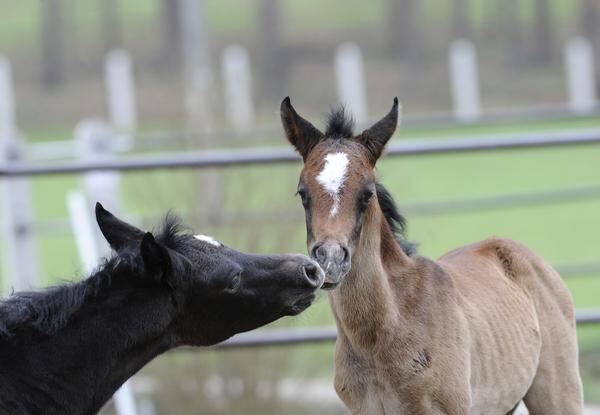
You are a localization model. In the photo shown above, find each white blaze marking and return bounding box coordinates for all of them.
[316,152,350,217]
[194,234,221,247]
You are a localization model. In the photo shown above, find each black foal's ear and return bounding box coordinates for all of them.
[96,202,145,251]
[140,232,172,283]
[280,97,324,161]
[356,97,400,165]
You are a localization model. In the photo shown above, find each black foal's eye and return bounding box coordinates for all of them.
[224,272,242,294]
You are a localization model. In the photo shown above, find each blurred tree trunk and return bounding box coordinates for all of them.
[258,0,285,103]
[40,0,65,88]
[99,0,121,53]
[452,0,471,39]
[531,0,554,64]
[492,0,523,62]
[579,0,600,91]
[579,0,599,40]
[161,0,182,67]
[386,0,419,59]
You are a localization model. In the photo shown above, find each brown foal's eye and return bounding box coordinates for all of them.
[359,188,374,209]
[297,189,310,208]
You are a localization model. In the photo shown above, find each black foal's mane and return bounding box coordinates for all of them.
[0,214,186,340]
[325,106,416,256]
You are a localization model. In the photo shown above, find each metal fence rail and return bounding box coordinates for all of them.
[578,311,600,325]
[555,261,600,278]
[403,184,600,216]
[2,128,600,176]
[207,309,600,350]
[19,106,600,161]
[212,327,338,350]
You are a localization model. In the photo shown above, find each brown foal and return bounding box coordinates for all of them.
[280,97,583,414]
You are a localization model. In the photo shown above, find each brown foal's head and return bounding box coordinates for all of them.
[281,97,400,289]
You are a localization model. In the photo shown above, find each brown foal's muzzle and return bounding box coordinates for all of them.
[310,240,351,289]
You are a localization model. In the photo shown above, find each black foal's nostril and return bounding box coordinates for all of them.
[303,263,321,286]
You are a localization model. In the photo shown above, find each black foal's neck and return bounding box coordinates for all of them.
[0,263,177,415]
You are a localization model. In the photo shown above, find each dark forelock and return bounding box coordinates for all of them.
[325,106,355,138]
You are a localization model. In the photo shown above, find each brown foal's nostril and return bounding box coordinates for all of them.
[314,242,349,267]
[311,243,325,262]
[341,245,350,262]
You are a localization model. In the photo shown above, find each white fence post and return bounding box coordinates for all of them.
[75,120,121,212]
[71,119,133,415]
[66,192,138,415]
[66,192,103,272]
[0,56,15,141]
[335,42,368,125]
[75,119,121,252]
[449,39,482,122]
[0,56,38,292]
[222,45,255,134]
[104,50,137,132]
[565,37,598,114]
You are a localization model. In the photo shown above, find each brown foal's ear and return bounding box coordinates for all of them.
[356,97,400,165]
[280,97,325,161]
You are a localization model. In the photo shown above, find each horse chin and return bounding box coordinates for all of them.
[321,269,349,290]
[321,281,341,290]
[286,293,317,315]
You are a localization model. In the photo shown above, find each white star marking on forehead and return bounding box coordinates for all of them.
[316,152,350,217]
[194,234,221,247]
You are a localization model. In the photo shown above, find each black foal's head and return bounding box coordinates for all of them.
[95,203,324,345]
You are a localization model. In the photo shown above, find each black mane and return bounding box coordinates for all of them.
[326,106,355,138]
[376,182,417,256]
[0,214,186,340]
[154,212,186,250]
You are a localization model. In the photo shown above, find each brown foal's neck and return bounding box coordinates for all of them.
[329,201,412,350]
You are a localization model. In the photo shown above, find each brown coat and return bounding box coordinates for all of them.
[280,97,583,414]
[331,205,582,414]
